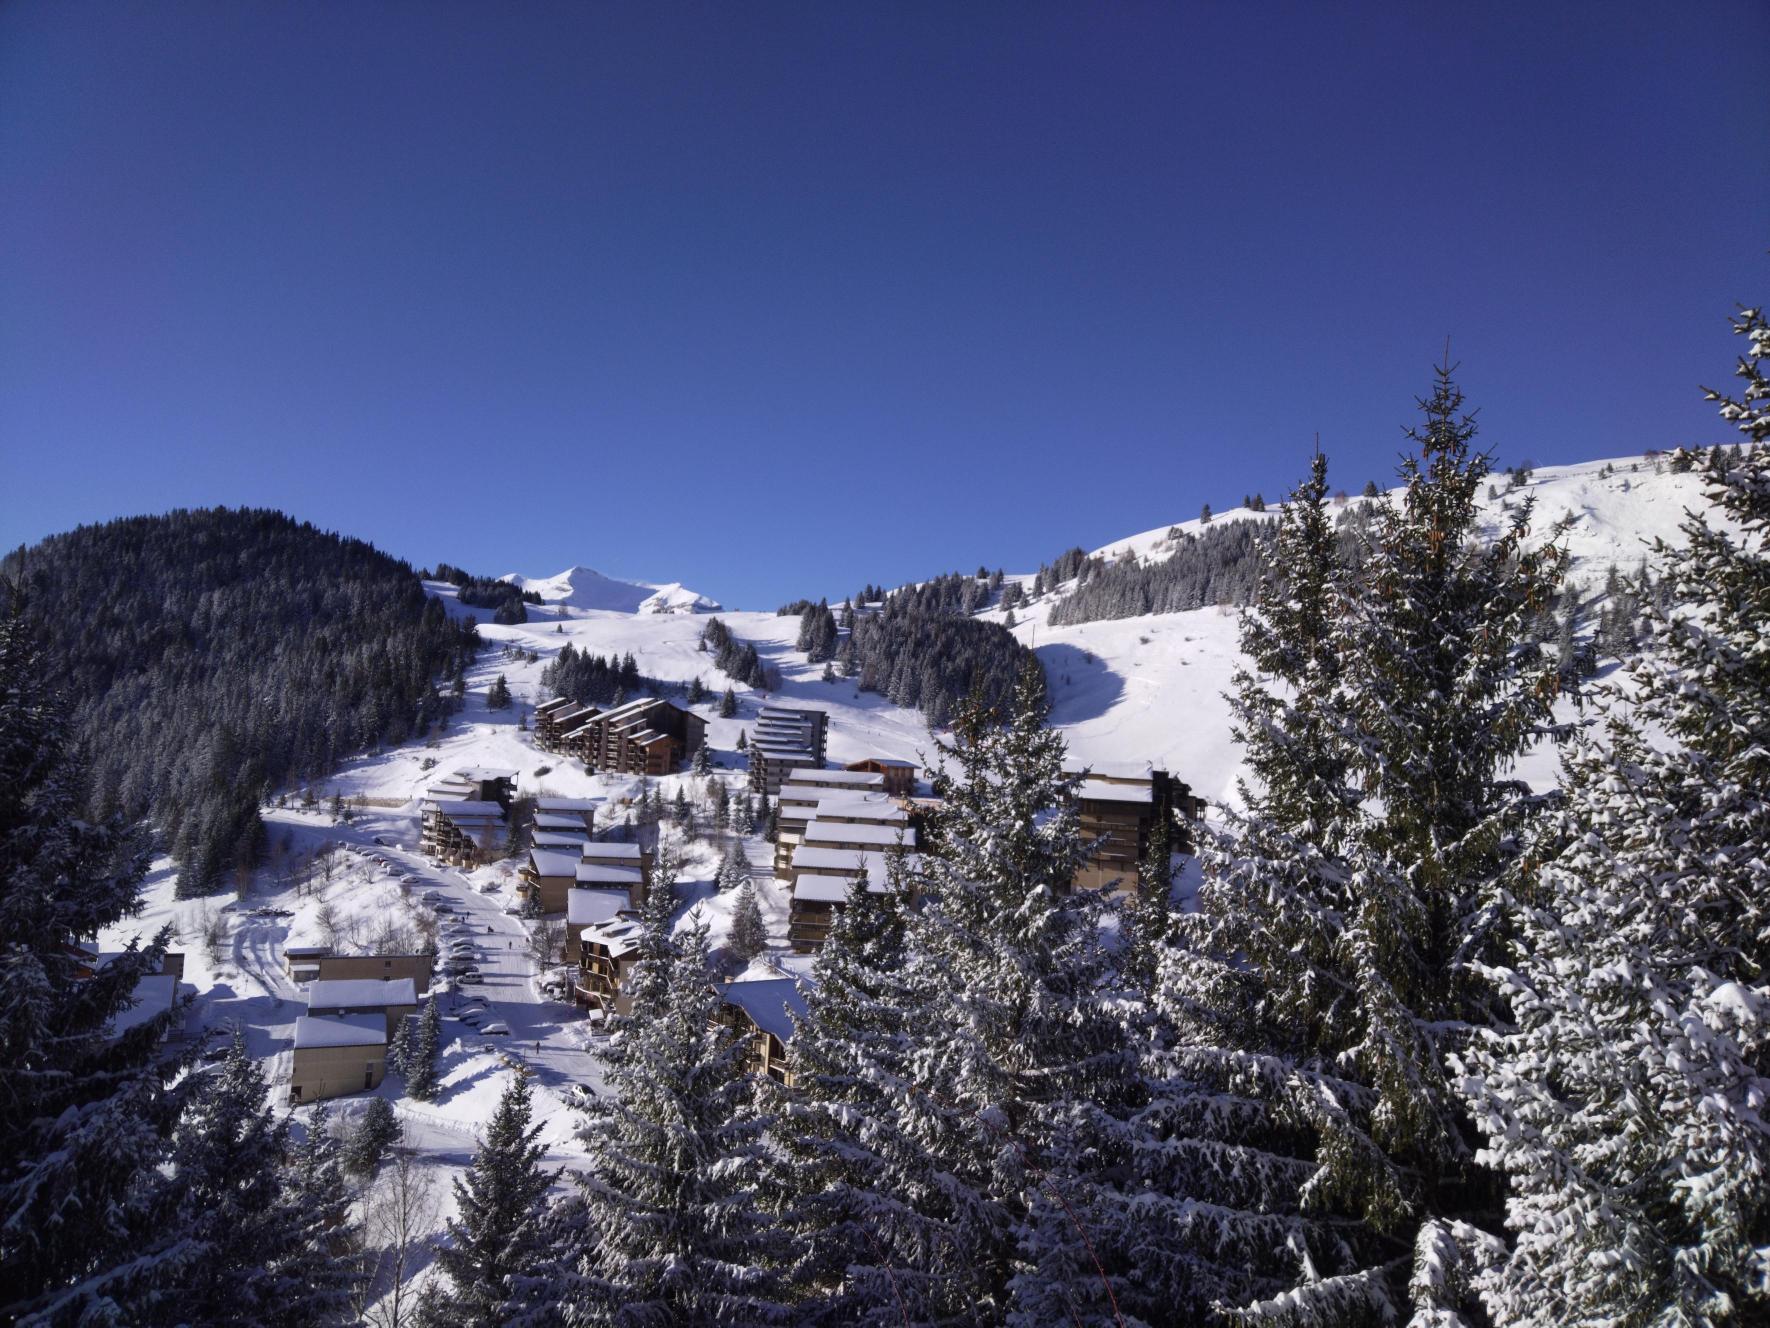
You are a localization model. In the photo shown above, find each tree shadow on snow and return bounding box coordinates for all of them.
[1037,642,1127,726]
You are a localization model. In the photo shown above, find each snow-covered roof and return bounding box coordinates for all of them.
[535,812,590,829]
[581,841,644,862]
[582,919,645,959]
[424,799,505,818]
[294,1013,387,1050]
[532,831,590,849]
[850,757,916,769]
[106,974,181,1038]
[528,849,581,878]
[803,820,916,849]
[719,978,808,1044]
[792,873,882,903]
[567,888,629,927]
[536,797,598,812]
[790,847,917,884]
[576,863,644,887]
[1064,760,1158,782]
[812,798,907,823]
[1076,779,1154,805]
[284,945,332,957]
[455,766,517,781]
[307,977,416,1010]
[789,769,886,788]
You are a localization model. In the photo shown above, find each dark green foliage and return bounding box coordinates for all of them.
[0,598,185,1322]
[343,1096,402,1176]
[487,674,512,710]
[541,644,649,708]
[700,618,777,690]
[434,563,540,623]
[1047,518,1272,626]
[1,509,472,895]
[405,1000,441,1102]
[427,1075,553,1328]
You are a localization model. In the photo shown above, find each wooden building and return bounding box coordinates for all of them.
[1063,762,1202,897]
[534,700,600,751]
[285,945,331,984]
[517,839,650,914]
[772,784,906,874]
[574,917,646,1016]
[712,978,808,1086]
[746,705,830,794]
[846,756,918,796]
[420,798,506,865]
[560,698,706,776]
[565,887,630,964]
[290,1014,387,1104]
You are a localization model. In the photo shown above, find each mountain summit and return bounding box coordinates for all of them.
[499,565,722,616]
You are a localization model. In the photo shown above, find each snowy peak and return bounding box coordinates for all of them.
[500,566,722,616]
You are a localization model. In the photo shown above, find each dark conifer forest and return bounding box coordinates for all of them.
[0,509,475,895]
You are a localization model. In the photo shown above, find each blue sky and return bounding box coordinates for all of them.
[2,2,1765,607]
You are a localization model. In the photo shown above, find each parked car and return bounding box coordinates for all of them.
[421,890,442,902]
[374,836,391,847]
[458,1008,486,1026]
[479,1021,510,1036]
[564,1083,594,1106]
[458,969,484,983]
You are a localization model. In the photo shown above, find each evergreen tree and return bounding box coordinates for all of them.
[728,880,767,963]
[487,674,512,710]
[736,728,747,751]
[427,1075,553,1328]
[386,1015,412,1079]
[1159,372,1572,1322]
[687,676,707,705]
[132,1035,356,1326]
[775,854,968,1320]
[732,793,755,837]
[1453,311,1770,1326]
[856,664,1163,1322]
[344,1096,402,1176]
[718,686,738,718]
[717,839,749,892]
[405,999,442,1103]
[1200,501,1212,523]
[569,921,792,1325]
[691,740,713,776]
[0,594,182,1323]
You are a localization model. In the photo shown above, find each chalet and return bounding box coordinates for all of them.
[785,844,919,892]
[560,698,706,776]
[786,873,875,951]
[290,1014,387,1103]
[533,797,596,838]
[564,887,630,964]
[574,917,646,1015]
[311,953,435,991]
[772,785,907,874]
[534,700,600,751]
[801,820,916,855]
[305,977,417,1040]
[517,847,583,914]
[1062,763,1202,897]
[846,756,918,796]
[747,705,830,794]
[712,978,809,1086]
[420,797,506,865]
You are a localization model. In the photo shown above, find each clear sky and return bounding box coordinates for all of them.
[2,2,1766,607]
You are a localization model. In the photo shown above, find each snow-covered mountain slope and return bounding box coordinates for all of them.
[500,565,721,616]
[383,452,1718,823]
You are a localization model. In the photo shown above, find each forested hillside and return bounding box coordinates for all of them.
[0,509,476,895]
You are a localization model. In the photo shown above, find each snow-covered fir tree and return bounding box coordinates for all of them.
[405,998,442,1103]
[717,838,749,892]
[0,594,183,1324]
[567,917,793,1325]
[424,1074,554,1328]
[1158,371,1572,1324]
[728,878,768,963]
[344,1096,402,1176]
[128,1034,357,1326]
[772,850,974,1322]
[865,660,1175,1324]
[1453,310,1770,1327]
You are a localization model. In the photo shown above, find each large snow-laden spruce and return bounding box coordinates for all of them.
[1160,368,1572,1325]
[0,594,182,1324]
[772,848,977,1324]
[423,1074,554,1328]
[866,661,1181,1326]
[120,1034,357,1327]
[1455,311,1770,1327]
[566,917,793,1326]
